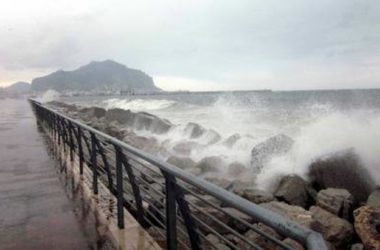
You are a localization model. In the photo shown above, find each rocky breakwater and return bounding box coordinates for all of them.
[48,101,380,249]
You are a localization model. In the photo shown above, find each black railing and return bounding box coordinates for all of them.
[30,99,327,250]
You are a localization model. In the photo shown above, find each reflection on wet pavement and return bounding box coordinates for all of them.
[0,99,112,250]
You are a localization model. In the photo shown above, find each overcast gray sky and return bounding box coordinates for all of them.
[0,0,379,91]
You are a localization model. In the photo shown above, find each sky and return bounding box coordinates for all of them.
[0,0,379,91]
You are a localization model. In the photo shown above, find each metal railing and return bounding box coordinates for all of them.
[30,99,327,250]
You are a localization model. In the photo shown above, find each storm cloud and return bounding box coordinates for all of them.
[1,0,379,90]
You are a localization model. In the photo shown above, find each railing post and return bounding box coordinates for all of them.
[68,122,74,162]
[164,174,177,250]
[78,127,84,175]
[91,132,98,195]
[115,146,125,229]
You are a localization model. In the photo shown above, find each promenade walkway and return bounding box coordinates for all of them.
[0,99,102,249]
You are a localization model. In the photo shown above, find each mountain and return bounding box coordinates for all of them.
[31,60,161,92]
[3,81,31,93]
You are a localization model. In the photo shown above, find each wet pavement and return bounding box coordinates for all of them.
[0,99,101,249]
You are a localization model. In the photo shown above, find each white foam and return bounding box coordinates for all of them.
[39,89,60,103]
[103,98,177,111]
[256,110,380,191]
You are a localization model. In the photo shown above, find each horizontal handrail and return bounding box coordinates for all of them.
[29,99,327,250]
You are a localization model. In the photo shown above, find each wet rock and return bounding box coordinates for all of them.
[316,188,354,220]
[134,112,172,134]
[227,162,248,177]
[250,134,294,170]
[260,201,313,228]
[274,175,310,208]
[190,207,230,234]
[237,223,283,250]
[105,108,135,124]
[185,194,222,208]
[310,206,354,248]
[166,156,196,170]
[233,187,274,204]
[104,125,125,139]
[222,207,254,233]
[354,206,380,250]
[367,188,380,207]
[172,141,202,155]
[350,243,364,250]
[185,122,205,139]
[309,149,376,202]
[223,133,241,148]
[205,177,233,190]
[277,238,305,250]
[195,156,225,174]
[202,129,222,145]
[79,106,106,118]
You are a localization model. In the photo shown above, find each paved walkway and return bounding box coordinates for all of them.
[0,99,97,249]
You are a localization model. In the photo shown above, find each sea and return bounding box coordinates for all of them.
[51,89,380,190]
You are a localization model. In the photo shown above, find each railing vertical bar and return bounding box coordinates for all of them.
[77,127,84,175]
[91,132,98,195]
[115,145,125,229]
[165,174,177,250]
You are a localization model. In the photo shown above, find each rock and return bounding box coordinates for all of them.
[277,238,305,250]
[354,206,380,250]
[172,141,203,155]
[166,156,196,170]
[222,207,254,233]
[260,201,313,228]
[350,243,364,250]
[250,134,294,170]
[195,156,225,174]
[184,194,222,208]
[185,122,205,139]
[367,189,380,207]
[233,187,274,204]
[80,106,106,118]
[104,125,125,139]
[202,129,222,145]
[310,206,354,248]
[237,223,283,250]
[190,207,230,234]
[134,112,172,134]
[223,133,241,148]
[227,162,248,177]
[105,108,135,124]
[309,149,376,202]
[316,188,354,220]
[205,177,233,190]
[274,175,310,208]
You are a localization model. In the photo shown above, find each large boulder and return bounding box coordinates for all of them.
[133,112,172,134]
[250,134,294,170]
[233,186,274,204]
[166,156,196,170]
[354,206,380,250]
[79,106,106,118]
[367,189,380,207]
[195,156,225,174]
[260,201,313,228]
[227,162,248,177]
[223,133,241,148]
[236,223,283,250]
[316,188,354,220]
[309,149,376,202]
[172,141,203,156]
[105,108,135,124]
[310,206,354,248]
[274,175,310,208]
[184,122,205,139]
